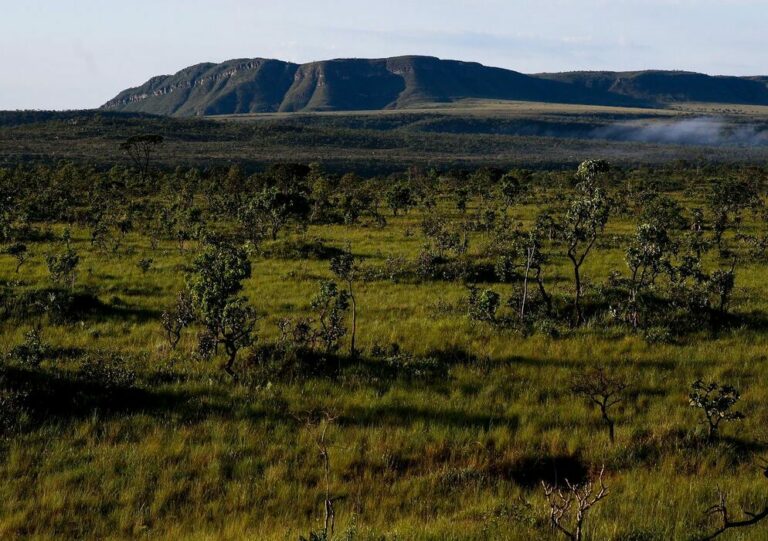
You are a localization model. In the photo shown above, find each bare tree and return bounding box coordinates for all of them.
[571,367,627,444]
[120,134,163,182]
[542,466,609,541]
[698,465,768,541]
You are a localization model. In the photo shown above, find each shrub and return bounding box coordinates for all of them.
[79,351,137,389]
[9,325,47,368]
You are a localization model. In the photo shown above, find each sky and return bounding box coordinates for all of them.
[0,0,766,110]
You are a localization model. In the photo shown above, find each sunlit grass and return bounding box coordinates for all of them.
[0,194,767,539]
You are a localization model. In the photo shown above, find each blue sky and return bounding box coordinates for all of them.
[0,0,765,109]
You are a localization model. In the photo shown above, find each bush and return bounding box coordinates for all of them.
[0,388,27,434]
[643,326,673,344]
[9,326,47,368]
[263,238,344,260]
[384,353,448,382]
[79,351,137,389]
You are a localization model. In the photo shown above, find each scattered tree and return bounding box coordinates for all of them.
[120,134,164,182]
[542,465,609,541]
[186,241,258,376]
[6,242,29,273]
[689,380,744,440]
[330,247,359,359]
[311,281,350,355]
[160,290,195,350]
[571,367,628,444]
[562,160,611,325]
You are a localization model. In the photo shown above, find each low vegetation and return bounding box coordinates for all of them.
[1,154,768,539]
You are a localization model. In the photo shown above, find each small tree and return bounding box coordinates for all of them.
[46,234,79,289]
[241,186,310,241]
[6,242,28,273]
[311,281,350,355]
[297,411,342,541]
[624,222,676,328]
[137,257,153,274]
[160,290,195,350]
[186,241,258,376]
[707,260,737,314]
[498,171,529,210]
[707,178,762,250]
[467,285,501,324]
[542,466,609,541]
[385,183,414,216]
[562,160,611,325]
[689,380,744,440]
[120,134,163,182]
[571,367,627,444]
[330,247,359,359]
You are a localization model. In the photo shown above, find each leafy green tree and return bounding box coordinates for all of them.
[330,247,359,359]
[498,170,529,210]
[624,223,676,328]
[241,186,310,241]
[161,290,195,350]
[707,178,761,250]
[186,241,258,376]
[385,183,414,216]
[46,231,79,289]
[467,286,500,324]
[311,281,350,355]
[562,161,611,325]
[421,216,466,258]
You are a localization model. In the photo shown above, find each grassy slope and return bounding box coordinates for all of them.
[1,195,767,540]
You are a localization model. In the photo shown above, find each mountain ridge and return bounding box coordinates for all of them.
[102,56,768,117]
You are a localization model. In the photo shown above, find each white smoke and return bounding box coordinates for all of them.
[592,117,768,147]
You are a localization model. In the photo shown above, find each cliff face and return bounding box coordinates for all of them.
[104,59,299,115]
[102,56,768,117]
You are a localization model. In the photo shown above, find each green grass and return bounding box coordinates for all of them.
[1,195,768,540]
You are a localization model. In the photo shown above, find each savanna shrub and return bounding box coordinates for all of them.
[79,351,137,389]
[9,326,47,368]
[0,385,28,434]
[384,353,448,382]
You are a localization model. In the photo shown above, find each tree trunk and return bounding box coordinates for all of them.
[536,268,552,314]
[603,411,615,444]
[520,248,533,320]
[349,282,357,359]
[571,257,583,326]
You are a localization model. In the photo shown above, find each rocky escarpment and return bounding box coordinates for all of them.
[103,55,768,117]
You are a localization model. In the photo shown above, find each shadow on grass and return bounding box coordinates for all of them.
[339,402,518,431]
[0,365,231,427]
[2,287,161,324]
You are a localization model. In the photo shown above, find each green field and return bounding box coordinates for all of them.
[2,159,768,540]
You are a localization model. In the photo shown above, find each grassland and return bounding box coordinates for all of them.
[2,178,768,540]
